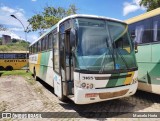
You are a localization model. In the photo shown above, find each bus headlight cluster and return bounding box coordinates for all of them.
[81,83,94,89]
[132,78,138,84]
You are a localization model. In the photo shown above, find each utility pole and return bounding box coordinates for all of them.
[10,14,29,72]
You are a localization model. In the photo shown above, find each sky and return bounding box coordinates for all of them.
[0,0,146,43]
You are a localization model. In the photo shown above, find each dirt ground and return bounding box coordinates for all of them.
[0,76,58,112]
[0,76,71,121]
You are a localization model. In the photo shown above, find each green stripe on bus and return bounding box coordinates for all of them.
[40,51,51,80]
[106,73,127,87]
[106,74,119,87]
[138,62,160,85]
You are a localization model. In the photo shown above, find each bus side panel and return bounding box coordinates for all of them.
[151,44,160,85]
[136,44,160,94]
[42,51,54,87]
[14,60,28,69]
[39,51,49,82]
[0,59,28,70]
[136,44,151,83]
[35,53,41,78]
[29,54,39,75]
[35,51,54,87]
[29,63,34,73]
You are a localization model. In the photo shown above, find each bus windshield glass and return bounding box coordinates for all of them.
[74,18,137,73]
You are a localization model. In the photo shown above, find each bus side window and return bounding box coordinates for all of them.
[30,46,32,54]
[36,42,38,53]
[46,36,48,50]
[38,40,41,52]
[19,53,26,59]
[32,46,33,54]
[4,53,15,59]
[0,53,3,59]
[115,35,131,54]
[41,38,45,51]
[53,34,60,73]
[33,44,36,53]
[48,33,53,49]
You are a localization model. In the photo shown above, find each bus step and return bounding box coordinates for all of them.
[68,95,74,101]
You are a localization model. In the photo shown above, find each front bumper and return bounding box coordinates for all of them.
[74,82,138,104]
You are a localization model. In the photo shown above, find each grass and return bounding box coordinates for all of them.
[0,70,30,76]
[0,70,36,85]
[0,41,29,51]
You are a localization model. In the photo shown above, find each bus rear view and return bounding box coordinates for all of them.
[29,15,138,104]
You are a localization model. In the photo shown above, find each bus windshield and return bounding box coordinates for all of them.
[74,18,137,73]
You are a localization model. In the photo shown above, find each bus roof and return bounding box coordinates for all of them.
[30,14,125,47]
[125,7,160,24]
[30,24,57,47]
[0,51,29,53]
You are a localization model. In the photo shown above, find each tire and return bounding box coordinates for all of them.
[58,96,68,102]
[0,66,5,71]
[5,66,13,71]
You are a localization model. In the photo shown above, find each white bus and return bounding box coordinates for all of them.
[29,14,138,104]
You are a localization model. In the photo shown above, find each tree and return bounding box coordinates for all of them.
[27,4,77,32]
[140,0,160,11]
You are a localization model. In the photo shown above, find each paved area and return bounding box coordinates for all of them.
[0,76,160,121]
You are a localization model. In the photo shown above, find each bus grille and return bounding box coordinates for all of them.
[99,89,129,99]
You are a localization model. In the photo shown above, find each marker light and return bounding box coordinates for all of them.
[81,83,86,88]
[81,83,94,89]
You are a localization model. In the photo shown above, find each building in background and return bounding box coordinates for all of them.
[2,35,12,45]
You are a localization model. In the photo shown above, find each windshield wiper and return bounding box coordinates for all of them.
[99,39,114,73]
[110,33,129,70]
[115,48,129,70]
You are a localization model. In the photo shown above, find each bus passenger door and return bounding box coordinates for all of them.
[60,30,74,98]
[53,33,63,99]
[65,30,74,96]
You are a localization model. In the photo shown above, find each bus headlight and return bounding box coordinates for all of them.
[81,83,86,88]
[81,83,94,89]
[90,84,94,89]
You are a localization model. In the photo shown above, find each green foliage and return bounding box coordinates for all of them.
[12,39,19,43]
[0,40,30,51]
[0,45,8,51]
[27,4,78,32]
[140,0,160,11]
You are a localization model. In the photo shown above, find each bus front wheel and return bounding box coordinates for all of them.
[58,96,68,103]
[6,66,13,71]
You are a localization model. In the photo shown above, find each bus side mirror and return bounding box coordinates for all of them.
[130,33,138,53]
[134,41,138,53]
[70,28,76,47]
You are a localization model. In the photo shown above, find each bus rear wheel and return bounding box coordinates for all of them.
[33,68,37,80]
[6,66,13,71]
[0,66,5,71]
